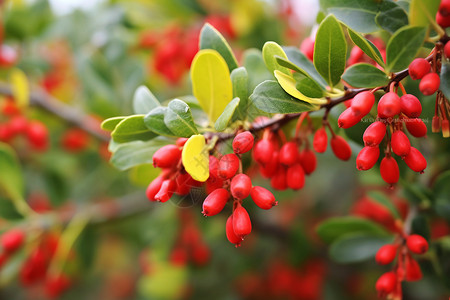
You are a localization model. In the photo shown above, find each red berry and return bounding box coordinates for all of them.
[260,151,279,178]
[217,153,240,180]
[356,146,380,171]
[279,141,299,166]
[405,118,427,138]
[375,244,397,265]
[152,145,181,168]
[406,234,429,254]
[338,107,362,128]
[226,214,242,247]
[419,73,440,95]
[351,91,375,117]
[400,94,422,118]
[1,229,25,252]
[0,124,13,141]
[408,58,430,80]
[375,272,397,296]
[205,176,224,194]
[363,121,386,146]
[232,131,254,154]
[170,247,188,266]
[26,121,49,151]
[209,155,220,178]
[299,149,317,175]
[286,163,305,190]
[61,128,89,152]
[440,0,450,16]
[391,130,411,157]
[347,46,364,66]
[300,37,314,61]
[191,243,211,266]
[253,138,275,165]
[45,274,71,299]
[405,254,423,281]
[154,179,176,202]
[331,136,352,161]
[202,188,229,216]
[230,174,252,199]
[175,173,192,195]
[436,11,450,28]
[146,175,165,201]
[233,203,252,238]
[271,165,287,190]
[445,42,450,58]
[380,156,400,185]
[176,137,188,147]
[250,186,277,210]
[377,92,401,118]
[313,128,328,153]
[403,147,427,173]
[9,115,28,135]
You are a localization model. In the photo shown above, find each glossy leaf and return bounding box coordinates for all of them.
[111,115,157,143]
[275,56,313,79]
[249,80,318,114]
[347,28,385,67]
[409,0,441,27]
[164,99,198,138]
[191,49,233,122]
[375,1,409,34]
[182,135,209,182]
[144,107,176,137]
[293,74,325,98]
[274,70,327,105]
[284,47,328,88]
[0,143,23,200]
[215,97,240,132]
[199,23,239,71]
[313,14,347,88]
[230,67,249,120]
[133,85,160,114]
[10,68,29,109]
[440,62,450,100]
[342,63,389,88]
[367,191,401,220]
[101,116,126,131]
[386,26,427,73]
[262,41,291,76]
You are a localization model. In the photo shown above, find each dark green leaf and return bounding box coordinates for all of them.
[199,23,239,71]
[164,99,198,138]
[144,107,176,137]
[342,63,389,88]
[215,97,240,131]
[284,47,328,88]
[293,74,325,98]
[133,86,160,114]
[347,28,385,67]
[111,115,157,143]
[110,139,170,170]
[249,80,318,114]
[0,143,23,200]
[230,67,249,120]
[375,1,409,34]
[386,26,427,72]
[101,116,126,131]
[367,190,400,219]
[313,14,347,88]
[440,63,450,99]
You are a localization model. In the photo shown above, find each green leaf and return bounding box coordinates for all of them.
[262,41,291,76]
[164,99,198,138]
[101,116,126,131]
[313,14,347,88]
[275,56,316,80]
[110,139,170,171]
[440,62,450,100]
[409,0,441,27]
[274,70,327,105]
[284,47,328,88]
[132,86,160,114]
[375,1,409,34]
[294,74,325,98]
[215,97,240,131]
[0,143,23,200]
[144,107,176,137]
[242,49,273,92]
[111,115,157,143]
[329,234,393,264]
[199,23,239,71]
[386,26,427,73]
[316,216,391,244]
[342,63,389,88]
[320,0,381,33]
[347,28,385,67]
[230,67,249,121]
[367,190,400,219]
[191,49,233,122]
[249,80,318,114]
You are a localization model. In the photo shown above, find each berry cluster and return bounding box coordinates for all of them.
[313,125,352,161]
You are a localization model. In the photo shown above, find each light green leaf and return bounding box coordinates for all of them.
[313,14,347,88]
[275,56,313,79]
[409,0,441,27]
[375,1,409,34]
[347,28,385,67]
[342,63,389,88]
[440,62,450,100]
[284,47,328,88]
[0,143,23,200]
[133,85,160,114]
[144,107,176,137]
[101,116,126,131]
[111,115,157,143]
[215,97,240,131]
[367,191,401,220]
[262,41,291,76]
[230,67,249,121]
[164,99,198,138]
[386,26,427,73]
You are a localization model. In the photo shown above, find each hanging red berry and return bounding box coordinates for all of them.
[232,131,254,154]
[250,186,277,209]
[202,188,230,216]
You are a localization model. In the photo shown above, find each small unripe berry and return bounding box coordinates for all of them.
[300,37,314,61]
[146,175,165,201]
[356,146,380,171]
[202,188,229,216]
[232,131,254,154]
[154,179,176,202]
[375,272,397,296]
[391,130,411,157]
[363,121,386,146]
[250,186,277,210]
[253,138,275,165]
[403,147,427,173]
[375,244,397,265]
[279,142,299,166]
[406,234,429,254]
[408,58,430,80]
[338,107,362,128]
[226,215,242,247]
[313,128,328,153]
[442,119,450,137]
[1,229,25,252]
[152,145,181,168]
[436,11,450,28]
[26,121,48,151]
[230,174,252,199]
[400,94,422,118]
[286,163,305,190]
[331,136,352,161]
[380,156,400,185]
[271,166,287,190]
[299,149,317,175]
[351,91,375,117]
[378,92,401,118]
[217,153,240,180]
[405,118,427,138]
[419,73,440,95]
[233,203,252,238]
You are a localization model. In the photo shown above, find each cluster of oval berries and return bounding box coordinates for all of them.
[409,58,440,96]
[375,234,429,298]
[313,126,352,161]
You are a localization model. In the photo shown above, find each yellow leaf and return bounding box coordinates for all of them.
[274,70,328,105]
[181,135,209,182]
[10,68,29,109]
[190,49,233,123]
